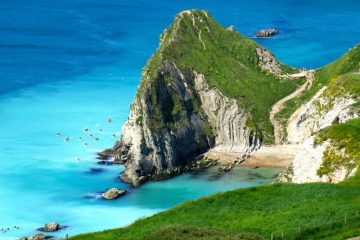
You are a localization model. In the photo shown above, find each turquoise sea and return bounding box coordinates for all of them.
[0,0,359,239]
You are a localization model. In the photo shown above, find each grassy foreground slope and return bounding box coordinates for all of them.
[138,10,302,143]
[275,44,360,129]
[70,175,360,240]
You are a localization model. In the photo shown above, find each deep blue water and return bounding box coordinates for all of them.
[1,0,359,95]
[0,0,359,239]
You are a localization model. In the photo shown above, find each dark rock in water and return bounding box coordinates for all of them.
[97,148,120,161]
[43,222,61,232]
[96,152,111,160]
[97,160,114,166]
[86,167,105,174]
[102,188,126,200]
[255,28,279,38]
[19,233,47,240]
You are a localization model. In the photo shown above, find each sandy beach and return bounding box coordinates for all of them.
[204,144,299,168]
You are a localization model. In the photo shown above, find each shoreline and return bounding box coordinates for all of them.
[204,144,299,169]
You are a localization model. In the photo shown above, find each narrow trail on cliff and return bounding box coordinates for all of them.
[270,70,315,145]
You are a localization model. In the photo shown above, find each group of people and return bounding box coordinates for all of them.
[1,226,19,233]
[56,117,118,162]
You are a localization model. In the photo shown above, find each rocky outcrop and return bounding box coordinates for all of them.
[101,10,297,187]
[277,136,357,183]
[19,233,46,240]
[280,71,359,183]
[255,47,282,75]
[255,28,278,38]
[287,87,358,144]
[227,25,235,32]
[111,62,215,186]
[102,188,126,200]
[193,72,261,153]
[44,222,61,232]
[105,62,259,186]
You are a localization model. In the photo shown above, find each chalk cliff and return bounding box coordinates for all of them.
[102,10,299,186]
[102,10,359,186]
[279,45,360,183]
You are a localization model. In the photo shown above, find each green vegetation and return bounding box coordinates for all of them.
[315,118,360,177]
[317,73,360,113]
[70,174,360,240]
[139,10,303,144]
[70,11,360,240]
[275,44,360,133]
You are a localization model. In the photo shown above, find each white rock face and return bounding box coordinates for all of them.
[194,72,260,153]
[287,136,328,183]
[287,87,357,144]
[280,84,359,183]
[279,136,352,183]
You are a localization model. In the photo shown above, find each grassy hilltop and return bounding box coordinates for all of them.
[137,10,302,144]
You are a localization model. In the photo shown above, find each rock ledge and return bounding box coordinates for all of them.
[255,28,278,38]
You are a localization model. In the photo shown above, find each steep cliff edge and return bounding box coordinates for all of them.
[278,45,360,183]
[102,10,302,186]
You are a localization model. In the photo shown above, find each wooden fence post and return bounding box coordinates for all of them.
[345,213,347,223]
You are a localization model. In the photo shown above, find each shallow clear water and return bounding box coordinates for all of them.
[0,0,359,239]
[0,64,281,239]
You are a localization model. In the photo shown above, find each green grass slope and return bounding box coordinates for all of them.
[138,10,303,143]
[70,175,360,240]
[275,44,360,130]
